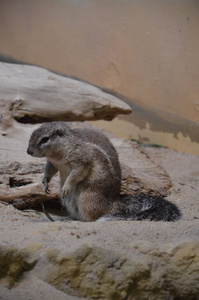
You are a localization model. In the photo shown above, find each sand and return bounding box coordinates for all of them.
[0,146,199,299]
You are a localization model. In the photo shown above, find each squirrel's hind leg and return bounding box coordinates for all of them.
[78,190,112,222]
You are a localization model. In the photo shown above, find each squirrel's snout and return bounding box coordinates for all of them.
[27,146,33,155]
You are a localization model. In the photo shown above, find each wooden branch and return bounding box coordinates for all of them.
[0,62,131,124]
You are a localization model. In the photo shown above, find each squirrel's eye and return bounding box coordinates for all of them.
[40,136,50,144]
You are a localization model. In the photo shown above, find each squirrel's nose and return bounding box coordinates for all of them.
[27,146,33,155]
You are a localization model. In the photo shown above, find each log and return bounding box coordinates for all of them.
[0,62,131,124]
[0,161,59,209]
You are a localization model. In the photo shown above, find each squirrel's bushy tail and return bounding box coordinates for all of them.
[98,193,181,222]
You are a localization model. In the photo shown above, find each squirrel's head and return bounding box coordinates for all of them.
[27,122,72,158]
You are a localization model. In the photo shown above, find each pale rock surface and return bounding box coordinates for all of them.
[0,147,199,299]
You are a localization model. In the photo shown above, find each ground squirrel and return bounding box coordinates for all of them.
[27,122,181,222]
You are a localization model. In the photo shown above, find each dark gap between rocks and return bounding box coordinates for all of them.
[9,177,32,188]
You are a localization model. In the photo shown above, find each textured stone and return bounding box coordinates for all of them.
[0,146,198,300]
[1,242,199,299]
[44,243,199,300]
[0,245,38,287]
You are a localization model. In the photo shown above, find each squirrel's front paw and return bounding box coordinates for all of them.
[61,185,71,198]
[42,177,50,194]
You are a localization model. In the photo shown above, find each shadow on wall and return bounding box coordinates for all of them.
[0,55,199,155]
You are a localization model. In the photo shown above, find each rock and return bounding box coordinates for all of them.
[0,62,131,124]
[111,138,172,196]
[1,142,198,300]
[0,232,199,299]
[0,276,79,300]
[0,244,38,288]
[45,242,199,300]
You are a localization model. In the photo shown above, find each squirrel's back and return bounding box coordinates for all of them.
[72,127,121,180]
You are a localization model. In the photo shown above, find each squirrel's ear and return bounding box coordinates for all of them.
[56,129,64,137]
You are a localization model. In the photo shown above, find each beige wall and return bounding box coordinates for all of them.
[0,0,199,154]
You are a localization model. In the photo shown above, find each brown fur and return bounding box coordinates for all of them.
[27,122,121,221]
[27,121,181,222]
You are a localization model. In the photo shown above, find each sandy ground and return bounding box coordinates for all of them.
[0,146,199,299]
